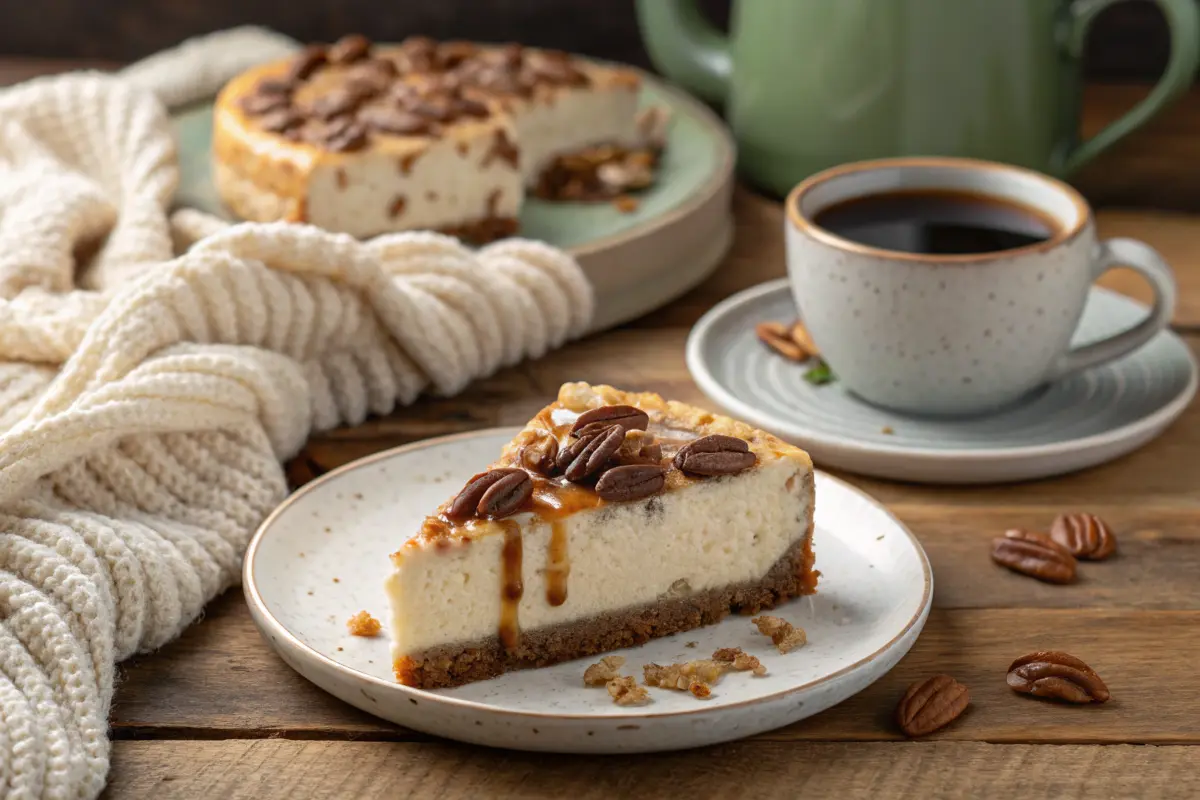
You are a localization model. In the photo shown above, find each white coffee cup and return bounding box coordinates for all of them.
[785,157,1177,416]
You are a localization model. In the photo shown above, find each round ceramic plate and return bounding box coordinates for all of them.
[244,428,931,753]
[687,279,1198,484]
[171,65,734,333]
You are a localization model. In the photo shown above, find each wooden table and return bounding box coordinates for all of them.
[3,62,1199,797]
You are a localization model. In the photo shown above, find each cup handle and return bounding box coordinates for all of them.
[1061,0,1200,174]
[1048,238,1177,379]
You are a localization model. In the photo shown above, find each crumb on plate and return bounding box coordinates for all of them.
[752,615,807,654]
[346,610,382,637]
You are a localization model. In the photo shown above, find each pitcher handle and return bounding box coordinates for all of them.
[635,0,732,104]
[1062,0,1200,174]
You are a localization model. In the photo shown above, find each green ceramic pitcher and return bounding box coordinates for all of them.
[637,0,1200,196]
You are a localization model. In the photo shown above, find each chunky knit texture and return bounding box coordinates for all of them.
[0,29,593,799]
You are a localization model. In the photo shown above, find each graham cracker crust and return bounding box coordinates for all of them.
[394,532,818,689]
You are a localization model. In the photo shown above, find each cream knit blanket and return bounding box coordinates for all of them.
[0,29,593,799]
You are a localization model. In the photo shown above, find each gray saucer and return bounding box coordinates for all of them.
[687,279,1197,484]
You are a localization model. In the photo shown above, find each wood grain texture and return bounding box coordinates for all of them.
[112,598,1200,744]
[106,740,1200,799]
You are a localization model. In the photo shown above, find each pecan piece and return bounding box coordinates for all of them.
[562,425,625,482]
[239,92,289,116]
[896,675,970,737]
[446,468,528,521]
[789,321,821,358]
[477,469,533,519]
[595,464,666,502]
[616,429,662,466]
[328,34,372,64]
[570,404,649,438]
[285,45,328,83]
[518,434,559,476]
[359,107,433,136]
[1050,513,1117,561]
[1007,651,1110,704]
[991,529,1076,584]
[756,321,807,361]
[674,435,757,477]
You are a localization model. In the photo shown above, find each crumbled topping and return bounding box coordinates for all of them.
[346,610,381,637]
[607,675,652,706]
[752,615,807,654]
[643,659,727,699]
[584,655,626,686]
[685,641,698,649]
[713,647,767,676]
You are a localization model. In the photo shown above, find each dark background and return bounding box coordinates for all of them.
[0,0,1183,81]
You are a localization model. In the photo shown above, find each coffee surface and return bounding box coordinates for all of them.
[812,190,1059,255]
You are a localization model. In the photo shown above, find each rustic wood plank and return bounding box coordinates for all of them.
[112,596,1200,744]
[104,740,1200,799]
[897,506,1200,610]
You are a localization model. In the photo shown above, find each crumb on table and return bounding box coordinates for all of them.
[346,610,382,637]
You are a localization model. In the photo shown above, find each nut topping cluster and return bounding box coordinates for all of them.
[236,34,596,153]
[444,403,758,522]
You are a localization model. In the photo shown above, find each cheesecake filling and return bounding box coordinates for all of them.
[386,456,810,657]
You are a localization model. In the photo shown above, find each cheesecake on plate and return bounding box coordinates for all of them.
[386,382,818,689]
[213,35,658,242]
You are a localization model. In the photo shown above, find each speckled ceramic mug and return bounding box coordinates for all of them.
[785,157,1177,416]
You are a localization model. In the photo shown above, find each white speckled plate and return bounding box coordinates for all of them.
[687,279,1198,484]
[244,428,931,753]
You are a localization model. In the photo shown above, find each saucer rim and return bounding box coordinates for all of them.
[686,278,1198,464]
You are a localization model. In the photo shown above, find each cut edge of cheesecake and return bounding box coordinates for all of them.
[386,382,818,689]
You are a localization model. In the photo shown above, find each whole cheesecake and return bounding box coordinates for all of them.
[386,382,818,689]
[213,35,648,242]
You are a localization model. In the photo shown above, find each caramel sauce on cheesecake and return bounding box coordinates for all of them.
[406,391,781,653]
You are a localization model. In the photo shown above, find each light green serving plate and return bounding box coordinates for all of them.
[171,68,735,333]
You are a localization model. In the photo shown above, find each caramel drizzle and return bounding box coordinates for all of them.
[545,521,569,606]
[499,520,523,651]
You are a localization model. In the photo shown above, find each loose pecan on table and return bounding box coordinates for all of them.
[895,674,970,737]
[990,529,1077,584]
[1007,651,1110,704]
[674,435,757,477]
[755,321,807,362]
[1049,512,1117,561]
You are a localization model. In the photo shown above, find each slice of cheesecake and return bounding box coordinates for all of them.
[386,382,818,689]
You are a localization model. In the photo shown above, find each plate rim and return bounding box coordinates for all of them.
[244,427,933,722]
[687,278,1199,463]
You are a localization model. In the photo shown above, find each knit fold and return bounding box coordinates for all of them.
[0,54,593,799]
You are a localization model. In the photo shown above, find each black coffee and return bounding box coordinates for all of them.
[812,189,1060,255]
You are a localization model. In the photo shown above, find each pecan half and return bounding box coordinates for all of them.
[595,464,667,502]
[756,321,807,361]
[477,469,533,519]
[328,34,372,64]
[1007,651,1110,704]
[789,321,821,358]
[285,45,328,83]
[239,92,290,116]
[1050,513,1117,561]
[991,529,1076,584]
[570,404,650,438]
[446,468,528,521]
[674,435,757,477]
[359,107,433,136]
[518,434,559,476]
[896,675,970,737]
[562,425,625,482]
